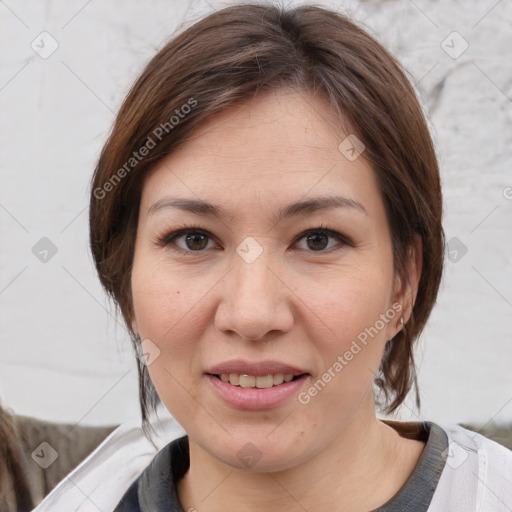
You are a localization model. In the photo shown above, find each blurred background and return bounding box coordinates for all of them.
[0,0,511,433]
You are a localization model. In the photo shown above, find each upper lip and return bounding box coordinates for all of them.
[207,360,308,377]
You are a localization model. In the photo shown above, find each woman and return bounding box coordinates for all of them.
[48,3,512,511]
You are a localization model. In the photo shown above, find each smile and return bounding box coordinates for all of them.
[207,372,310,410]
[218,373,297,388]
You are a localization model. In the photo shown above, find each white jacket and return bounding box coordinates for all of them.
[33,410,512,511]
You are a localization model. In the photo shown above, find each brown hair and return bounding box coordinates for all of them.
[89,3,445,434]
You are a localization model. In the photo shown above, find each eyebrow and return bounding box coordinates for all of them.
[147,195,368,221]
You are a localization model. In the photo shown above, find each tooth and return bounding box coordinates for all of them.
[222,373,298,387]
[273,374,284,385]
[239,375,256,388]
[256,375,274,389]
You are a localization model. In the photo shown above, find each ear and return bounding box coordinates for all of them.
[387,234,423,339]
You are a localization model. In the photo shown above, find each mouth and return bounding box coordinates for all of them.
[205,360,310,409]
[213,373,306,389]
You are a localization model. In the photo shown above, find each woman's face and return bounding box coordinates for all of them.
[131,89,409,471]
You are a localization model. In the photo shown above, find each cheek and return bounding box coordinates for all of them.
[295,271,393,395]
[301,270,392,344]
[130,256,232,426]
[131,263,211,423]
[131,261,206,358]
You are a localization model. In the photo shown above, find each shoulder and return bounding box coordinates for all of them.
[114,435,189,511]
[32,410,185,512]
[428,422,512,512]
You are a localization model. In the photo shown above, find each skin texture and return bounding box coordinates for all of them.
[131,89,424,511]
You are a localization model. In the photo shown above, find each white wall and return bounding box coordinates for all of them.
[0,0,510,427]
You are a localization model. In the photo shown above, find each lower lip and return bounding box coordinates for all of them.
[206,374,309,410]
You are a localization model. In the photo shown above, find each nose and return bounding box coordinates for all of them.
[214,251,294,341]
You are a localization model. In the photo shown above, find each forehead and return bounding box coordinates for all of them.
[140,89,383,219]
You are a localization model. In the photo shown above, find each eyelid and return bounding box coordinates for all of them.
[156,224,351,252]
[293,226,350,247]
[156,224,219,250]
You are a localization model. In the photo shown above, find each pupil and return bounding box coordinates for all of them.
[307,232,328,251]
[186,233,208,250]
[183,232,330,251]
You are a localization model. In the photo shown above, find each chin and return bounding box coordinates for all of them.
[198,429,313,473]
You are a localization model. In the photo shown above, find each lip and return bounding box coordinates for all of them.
[206,374,309,410]
[205,360,310,410]
[207,360,307,377]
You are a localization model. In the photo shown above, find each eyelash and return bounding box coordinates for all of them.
[156,223,351,254]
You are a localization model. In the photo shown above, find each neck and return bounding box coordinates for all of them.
[177,395,420,512]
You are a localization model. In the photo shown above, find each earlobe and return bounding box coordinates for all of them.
[387,275,405,340]
[388,235,423,339]
[400,235,423,324]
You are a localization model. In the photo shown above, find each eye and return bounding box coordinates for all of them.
[294,227,349,252]
[158,227,218,252]
[156,224,350,254]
